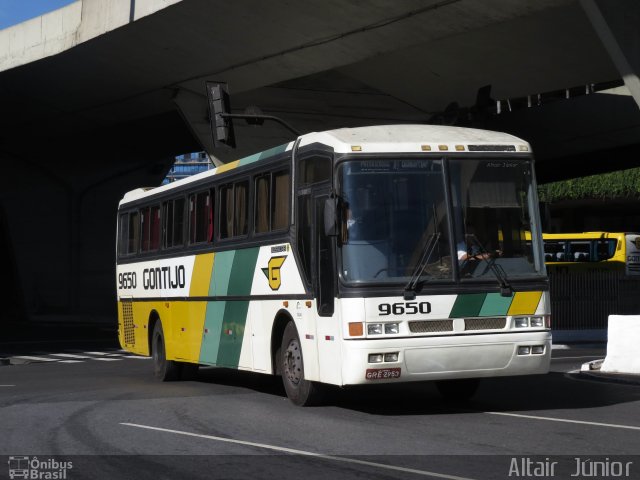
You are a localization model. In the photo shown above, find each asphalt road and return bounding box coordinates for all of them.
[1,343,639,480]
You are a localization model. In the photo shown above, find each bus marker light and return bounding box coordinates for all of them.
[282,301,289,308]
[368,354,383,363]
[438,145,448,151]
[351,145,362,152]
[517,346,531,355]
[421,145,432,151]
[384,323,399,334]
[515,317,529,328]
[349,322,364,336]
[545,315,551,329]
[518,145,529,151]
[384,352,399,362]
[531,345,545,355]
[368,324,383,335]
[305,301,312,308]
[455,145,465,151]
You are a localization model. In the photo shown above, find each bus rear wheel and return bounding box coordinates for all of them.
[280,321,323,406]
[152,322,182,381]
[435,378,480,402]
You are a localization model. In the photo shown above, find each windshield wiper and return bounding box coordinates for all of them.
[466,234,513,297]
[404,232,441,300]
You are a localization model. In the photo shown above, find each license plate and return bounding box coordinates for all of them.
[365,368,401,380]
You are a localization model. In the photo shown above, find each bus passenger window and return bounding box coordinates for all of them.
[235,181,249,236]
[118,214,129,256]
[189,190,212,244]
[140,206,161,252]
[220,181,249,239]
[255,175,270,234]
[163,198,185,248]
[272,170,290,231]
[128,211,140,255]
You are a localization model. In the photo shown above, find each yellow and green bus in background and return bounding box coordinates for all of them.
[117,125,551,406]
[542,232,640,275]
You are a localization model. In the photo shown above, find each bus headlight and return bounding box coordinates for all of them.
[368,324,383,335]
[384,323,400,334]
[514,317,529,328]
[530,316,544,328]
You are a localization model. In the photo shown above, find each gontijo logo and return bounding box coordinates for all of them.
[262,256,287,291]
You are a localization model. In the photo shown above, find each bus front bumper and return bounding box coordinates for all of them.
[340,331,552,386]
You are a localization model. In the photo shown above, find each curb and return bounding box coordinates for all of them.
[575,370,640,387]
[0,357,10,366]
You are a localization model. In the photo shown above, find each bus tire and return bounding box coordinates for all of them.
[152,322,181,381]
[435,378,480,402]
[280,321,323,406]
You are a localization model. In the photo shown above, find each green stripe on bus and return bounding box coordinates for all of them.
[449,293,486,318]
[479,293,514,316]
[216,247,260,367]
[199,301,226,365]
[200,250,236,365]
[210,250,235,296]
[238,143,289,166]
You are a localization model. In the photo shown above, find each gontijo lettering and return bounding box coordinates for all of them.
[142,265,186,289]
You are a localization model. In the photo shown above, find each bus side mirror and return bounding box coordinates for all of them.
[324,197,338,237]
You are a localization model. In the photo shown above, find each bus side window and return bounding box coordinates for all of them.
[118,213,129,256]
[298,156,331,186]
[189,190,213,244]
[220,181,249,239]
[272,170,290,231]
[128,211,140,255]
[163,197,185,249]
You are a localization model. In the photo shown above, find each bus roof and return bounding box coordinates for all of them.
[120,124,530,206]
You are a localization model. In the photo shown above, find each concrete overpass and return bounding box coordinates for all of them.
[0,0,639,322]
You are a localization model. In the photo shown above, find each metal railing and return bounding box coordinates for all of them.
[549,271,640,330]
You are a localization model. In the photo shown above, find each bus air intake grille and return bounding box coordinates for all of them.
[121,300,135,346]
[464,317,506,331]
[408,320,453,333]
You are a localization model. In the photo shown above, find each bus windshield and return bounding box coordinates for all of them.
[338,158,544,285]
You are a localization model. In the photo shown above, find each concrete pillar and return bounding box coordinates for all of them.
[581,0,640,110]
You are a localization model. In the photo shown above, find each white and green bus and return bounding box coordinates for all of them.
[116,125,551,405]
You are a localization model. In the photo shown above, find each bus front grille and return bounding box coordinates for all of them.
[464,317,506,331]
[408,320,453,333]
[121,300,135,346]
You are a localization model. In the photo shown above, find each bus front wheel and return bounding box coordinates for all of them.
[280,321,323,406]
[152,322,182,381]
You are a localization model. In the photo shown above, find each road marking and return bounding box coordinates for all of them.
[51,353,91,359]
[92,358,121,362]
[120,356,150,359]
[486,412,640,431]
[121,423,477,480]
[58,360,84,363]
[13,356,58,362]
[0,385,15,387]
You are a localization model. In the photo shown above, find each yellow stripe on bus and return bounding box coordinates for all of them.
[507,291,542,316]
[215,160,240,174]
[190,253,215,296]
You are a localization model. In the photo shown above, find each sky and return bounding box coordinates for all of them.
[0,0,77,31]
